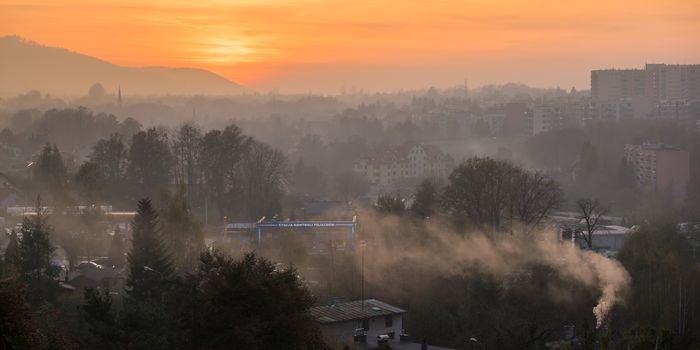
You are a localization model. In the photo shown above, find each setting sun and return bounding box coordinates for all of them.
[1,0,699,91]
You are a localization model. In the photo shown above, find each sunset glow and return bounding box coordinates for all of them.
[1,0,699,92]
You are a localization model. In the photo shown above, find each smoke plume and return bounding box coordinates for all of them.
[357,212,630,328]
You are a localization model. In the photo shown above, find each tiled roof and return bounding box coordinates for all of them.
[310,299,406,324]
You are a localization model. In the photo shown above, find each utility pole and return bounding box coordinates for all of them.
[360,239,367,315]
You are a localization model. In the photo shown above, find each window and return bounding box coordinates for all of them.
[361,318,369,330]
[385,315,393,328]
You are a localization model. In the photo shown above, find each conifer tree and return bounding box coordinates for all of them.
[3,231,20,274]
[126,198,174,300]
[123,198,177,350]
[16,201,60,303]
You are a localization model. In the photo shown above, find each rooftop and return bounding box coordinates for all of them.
[311,299,406,324]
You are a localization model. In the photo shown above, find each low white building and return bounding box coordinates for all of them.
[549,212,634,253]
[588,225,633,252]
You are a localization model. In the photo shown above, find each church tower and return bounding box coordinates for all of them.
[117,85,122,107]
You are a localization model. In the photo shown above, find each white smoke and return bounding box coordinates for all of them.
[358,214,630,327]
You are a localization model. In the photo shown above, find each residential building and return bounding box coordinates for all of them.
[310,299,455,349]
[311,299,405,348]
[352,144,452,193]
[532,104,563,135]
[591,69,646,102]
[645,64,700,102]
[586,101,633,123]
[591,64,700,118]
[624,143,690,201]
[501,102,531,136]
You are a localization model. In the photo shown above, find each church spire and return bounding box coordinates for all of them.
[117,85,122,107]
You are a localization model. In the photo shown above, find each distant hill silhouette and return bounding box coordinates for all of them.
[0,36,244,97]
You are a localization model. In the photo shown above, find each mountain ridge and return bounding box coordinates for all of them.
[0,35,244,97]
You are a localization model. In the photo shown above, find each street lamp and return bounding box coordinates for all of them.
[143,265,162,276]
[359,239,368,315]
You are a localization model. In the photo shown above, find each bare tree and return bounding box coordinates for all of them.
[442,158,562,233]
[511,171,564,233]
[442,157,520,231]
[172,122,202,187]
[576,198,607,249]
[238,141,288,220]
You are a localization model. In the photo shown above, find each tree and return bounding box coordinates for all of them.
[615,224,700,344]
[615,156,637,189]
[159,187,204,271]
[16,204,60,304]
[74,162,107,203]
[442,157,520,231]
[575,198,607,249]
[3,231,20,274]
[238,141,288,220]
[126,129,174,200]
[375,193,406,216]
[123,198,176,350]
[576,141,599,188]
[89,134,128,203]
[199,125,250,219]
[0,279,44,349]
[510,171,563,231]
[180,252,326,350]
[107,225,126,268]
[411,179,439,219]
[82,287,123,348]
[126,198,174,299]
[292,158,326,197]
[0,127,15,145]
[90,134,127,183]
[442,158,562,233]
[119,117,142,140]
[334,171,369,201]
[88,83,106,99]
[33,143,69,203]
[172,122,202,187]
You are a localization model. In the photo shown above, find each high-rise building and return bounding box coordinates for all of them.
[645,64,700,102]
[591,64,700,118]
[591,69,646,102]
[532,104,563,135]
[624,143,690,201]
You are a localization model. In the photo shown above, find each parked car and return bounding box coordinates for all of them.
[76,261,104,271]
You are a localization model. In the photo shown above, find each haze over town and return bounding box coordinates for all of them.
[0,1,699,349]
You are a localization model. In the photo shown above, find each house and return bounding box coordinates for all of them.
[310,299,455,349]
[311,299,406,348]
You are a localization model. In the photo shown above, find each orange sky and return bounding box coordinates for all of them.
[1,0,699,93]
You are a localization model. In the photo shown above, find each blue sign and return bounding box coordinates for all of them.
[258,221,355,228]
